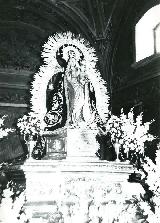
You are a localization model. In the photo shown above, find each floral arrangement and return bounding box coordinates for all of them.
[137,148,160,222]
[17,112,43,139]
[0,115,14,139]
[100,108,159,221]
[105,109,154,156]
[0,180,28,223]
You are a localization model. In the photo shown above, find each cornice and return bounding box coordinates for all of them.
[0,82,28,90]
[0,102,28,108]
[0,68,32,77]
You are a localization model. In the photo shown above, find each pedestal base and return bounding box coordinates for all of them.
[43,127,67,160]
[66,128,99,160]
[43,127,100,161]
[23,160,144,223]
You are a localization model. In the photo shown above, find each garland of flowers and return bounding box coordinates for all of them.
[30,31,110,125]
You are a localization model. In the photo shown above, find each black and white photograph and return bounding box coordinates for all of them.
[0,0,160,222]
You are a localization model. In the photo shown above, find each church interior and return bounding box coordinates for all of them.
[0,0,160,162]
[0,0,160,222]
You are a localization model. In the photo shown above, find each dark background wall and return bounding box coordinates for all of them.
[111,0,160,139]
[0,0,159,162]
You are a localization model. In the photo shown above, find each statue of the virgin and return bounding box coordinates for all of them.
[30,32,110,133]
[44,44,99,131]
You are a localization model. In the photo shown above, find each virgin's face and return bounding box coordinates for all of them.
[68,50,76,58]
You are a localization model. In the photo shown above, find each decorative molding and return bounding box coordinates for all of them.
[0,82,28,90]
[113,71,160,92]
[23,160,134,174]
[132,54,160,69]
[0,68,32,77]
[0,87,28,104]
[0,102,28,108]
[22,160,144,222]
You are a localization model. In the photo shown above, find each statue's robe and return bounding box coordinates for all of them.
[44,72,97,131]
[44,72,67,131]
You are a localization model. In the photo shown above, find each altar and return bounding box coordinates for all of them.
[23,158,143,223]
[21,32,145,222]
[23,122,144,222]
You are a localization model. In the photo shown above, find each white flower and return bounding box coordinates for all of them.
[17,112,43,137]
[0,116,14,139]
[0,117,4,126]
[109,109,154,154]
[140,200,152,216]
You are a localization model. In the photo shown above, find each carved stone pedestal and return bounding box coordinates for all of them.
[23,160,144,223]
[66,127,99,161]
[23,126,144,222]
[43,127,99,161]
[43,127,67,160]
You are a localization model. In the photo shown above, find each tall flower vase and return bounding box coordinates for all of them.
[24,135,36,160]
[114,142,121,162]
